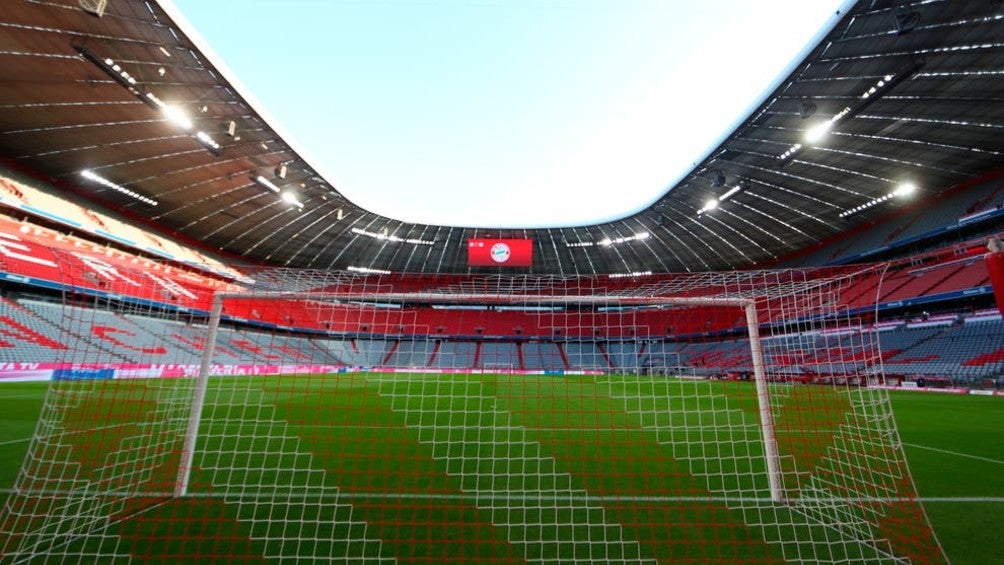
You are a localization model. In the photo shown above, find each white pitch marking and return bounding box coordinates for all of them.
[2,488,1002,505]
[902,442,1004,466]
[0,422,135,447]
[0,436,31,446]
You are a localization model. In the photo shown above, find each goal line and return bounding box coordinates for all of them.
[5,488,995,505]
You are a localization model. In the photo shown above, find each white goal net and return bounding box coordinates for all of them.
[0,265,945,564]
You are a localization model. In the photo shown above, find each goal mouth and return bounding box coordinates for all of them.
[1,266,946,564]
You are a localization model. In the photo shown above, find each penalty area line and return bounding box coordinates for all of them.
[902,442,1004,466]
[0,436,31,446]
[0,423,135,447]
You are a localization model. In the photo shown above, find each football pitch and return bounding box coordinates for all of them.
[0,375,1001,564]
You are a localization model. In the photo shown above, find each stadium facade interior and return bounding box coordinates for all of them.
[1,1,1002,564]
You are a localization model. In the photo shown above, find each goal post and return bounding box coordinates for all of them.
[745,299,784,504]
[1,264,947,564]
[174,293,224,498]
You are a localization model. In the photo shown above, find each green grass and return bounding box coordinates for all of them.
[0,383,45,489]
[887,390,1004,565]
[0,377,1000,564]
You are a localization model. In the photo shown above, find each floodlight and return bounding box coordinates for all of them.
[350,227,435,246]
[162,105,193,130]
[718,183,743,202]
[804,121,832,144]
[195,131,221,151]
[698,199,719,215]
[347,266,392,275]
[893,182,917,197]
[79,170,158,206]
[282,191,304,209]
[254,175,281,193]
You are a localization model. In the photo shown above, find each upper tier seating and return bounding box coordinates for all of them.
[782,175,1004,266]
[0,167,243,279]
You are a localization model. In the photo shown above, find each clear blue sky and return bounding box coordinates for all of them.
[167,0,847,228]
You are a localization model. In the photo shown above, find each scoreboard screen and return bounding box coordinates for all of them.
[467,238,533,267]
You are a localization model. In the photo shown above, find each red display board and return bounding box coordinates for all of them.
[467,238,533,267]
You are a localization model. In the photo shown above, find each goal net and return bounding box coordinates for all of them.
[0,264,945,564]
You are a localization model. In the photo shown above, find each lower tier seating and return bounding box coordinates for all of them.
[1,296,1001,385]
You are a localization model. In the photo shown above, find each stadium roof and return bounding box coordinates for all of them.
[0,0,1002,275]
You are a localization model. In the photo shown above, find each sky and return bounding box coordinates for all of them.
[168,0,849,228]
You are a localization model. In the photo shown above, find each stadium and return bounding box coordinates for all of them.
[0,1,1002,563]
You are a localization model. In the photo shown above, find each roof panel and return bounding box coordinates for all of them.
[0,0,1001,274]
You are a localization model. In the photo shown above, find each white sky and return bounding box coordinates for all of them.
[169,0,849,228]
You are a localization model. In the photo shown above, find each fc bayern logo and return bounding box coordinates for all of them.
[490,242,511,263]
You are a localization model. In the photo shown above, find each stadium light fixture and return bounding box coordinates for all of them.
[253,174,281,193]
[347,265,392,275]
[804,121,832,144]
[718,183,744,203]
[159,102,221,154]
[778,64,920,166]
[696,183,746,217]
[565,232,648,248]
[74,46,139,92]
[80,170,158,206]
[162,105,193,130]
[350,227,435,245]
[839,181,919,218]
[192,130,222,155]
[608,271,653,279]
[697,198,719,215]
[195,131,221,152]
[74,44,223,157]
[282,191,304,209]
[893,181,917,197]
[145,91,165,108]
[778,144,802,161]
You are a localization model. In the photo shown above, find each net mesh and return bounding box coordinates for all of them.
[0,262,946,564]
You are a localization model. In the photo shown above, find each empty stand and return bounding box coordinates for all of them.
[0,298,68,362]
